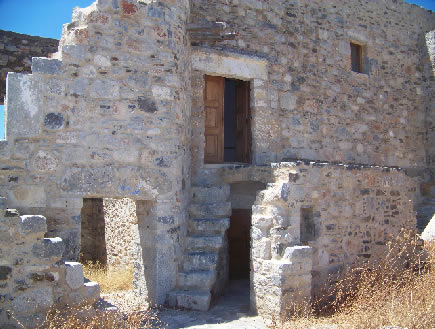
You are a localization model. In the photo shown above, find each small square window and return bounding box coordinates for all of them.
[350,42,363,73]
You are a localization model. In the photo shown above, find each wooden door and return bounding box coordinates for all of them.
[235,81,251,163]
[204,75,225,163]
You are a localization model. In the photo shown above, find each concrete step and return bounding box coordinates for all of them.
[167,290,211,311]
[184,252,218,272]
[191,185,230,204]
[188,218,230,235]
[177,270,216,290]
[189,202,232,218]
[185,236,224,252]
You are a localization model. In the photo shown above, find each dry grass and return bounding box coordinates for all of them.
[13,305,162,329]
[280,229,435,329]
[83,262,133,293]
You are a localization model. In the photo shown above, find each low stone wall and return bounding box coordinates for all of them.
[0,30,58,102]
[0,198,99,328]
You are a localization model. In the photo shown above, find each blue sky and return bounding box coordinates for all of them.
[0,0,434,139]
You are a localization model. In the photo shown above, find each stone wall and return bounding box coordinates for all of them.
[425,30,435,176]
[0,0,191,305]
[190,0,435,170]
[0,198,99,328]
[193,162,417,318]
[0,30,58,102]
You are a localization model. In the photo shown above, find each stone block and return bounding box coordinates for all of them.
[0,197,7,210]
[5,73,43,138]
[8,186,46,208]
[11,287,53,314]
[82,281,100,304]
[32,237,64,259]
[31,58,62,75]
[19,215,47,235]
[167,290,211,311]
[44,113,64,130]
[283,246,313,261]
[90,79,119,99]
[189,202,232,218]
[0,265,12,280]
[280,92,296,111]
[65,262,84,290]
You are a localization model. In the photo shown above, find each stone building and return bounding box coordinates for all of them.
[0,0,434,321]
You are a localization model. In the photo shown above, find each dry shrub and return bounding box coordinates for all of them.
[282,229,435,329]
[83,262,133,293]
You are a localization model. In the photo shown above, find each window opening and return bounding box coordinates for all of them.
[301,206,316,243]
[350,42,363,73]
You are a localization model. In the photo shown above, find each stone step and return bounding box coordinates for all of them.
[167,290,211,311]
[421,198,435,205]
[184,252,218,272]
[177,270,216,290]
[83,281,100,305]
[417,204,435,217]
[191,185,230,204]
[188,218,230,235]
[185,236,224,252]
[189,202,232,218]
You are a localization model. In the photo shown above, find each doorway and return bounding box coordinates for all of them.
[204,75,251,164]
[228,209,251,279]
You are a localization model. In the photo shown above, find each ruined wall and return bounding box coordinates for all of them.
[0,30,58,102]
[0,0,191,305]
[271,162,416,296]
[195,163,417,317]
[191,0,435,170]
[0,198,99,328]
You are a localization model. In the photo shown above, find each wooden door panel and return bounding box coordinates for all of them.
[204,75,225,163]
[235,81,251,163]
[205,108,218,128]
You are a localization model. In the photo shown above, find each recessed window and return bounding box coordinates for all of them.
[350,42,363,73]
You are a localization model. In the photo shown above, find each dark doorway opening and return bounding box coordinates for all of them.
[204,76,251,164]
[80,198,107,264]
[228,209,251,279]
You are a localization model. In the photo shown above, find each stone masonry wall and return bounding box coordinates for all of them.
[0,30,58,103]
[0,0,191,305]
[0,198,99,328]
[425,31,435,176]
[196,162,417,317]
[191,0,435,170]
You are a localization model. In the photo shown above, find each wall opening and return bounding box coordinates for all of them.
[81,198,107,264]
[229,209,251,279]
[80,197,140,267]
[225,181,266,306]
[350,42,363,73]
[204,75,251,164]
[300,206,316,244]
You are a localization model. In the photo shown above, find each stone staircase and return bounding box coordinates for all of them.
[417,182,435,233]
[167,185,231,311]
